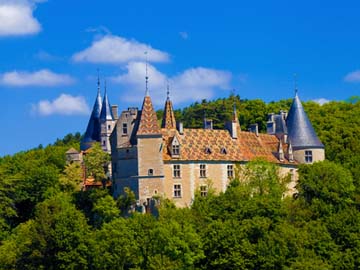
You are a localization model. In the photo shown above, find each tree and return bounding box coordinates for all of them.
[59,162,83,192]
[83,142,110,182]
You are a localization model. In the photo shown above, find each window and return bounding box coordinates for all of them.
[122,123,128,134]
[102,140,106,146]
[108,124,111,130]
[200,164,206,178]
[172,144,180,155]
[173,184,181,198]
[205,147,212,154]
[200,185,208,197]
[173,164,181,178]
[227,165,234,178]
[221,147,227,154]
[305,150,313,163]
[148,169,153,176]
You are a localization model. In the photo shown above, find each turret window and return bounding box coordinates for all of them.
[108,125,111,130]
[305,151,313,163]
[122,123,128,135]
[148,169,153,176]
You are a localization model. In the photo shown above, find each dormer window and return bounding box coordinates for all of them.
[170,136,180,157]
[172,144,180,155]
[220,147,227,154]
[205,147,212,154]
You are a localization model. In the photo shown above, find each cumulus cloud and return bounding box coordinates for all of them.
[111,62,232,105]
[0,69,75,87]
[312,98,330,105]
[179,31,189,40]
[72,35,169,64]
[32,94,90,116]
[0,0,44,36]
[344,70,360,83]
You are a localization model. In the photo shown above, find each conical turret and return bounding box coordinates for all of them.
[286,92,324,150]
[100,83,114,121]
[161,86,176,129]
[81,81,102,151]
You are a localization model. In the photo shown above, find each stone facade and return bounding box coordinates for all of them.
[110,91,321,208]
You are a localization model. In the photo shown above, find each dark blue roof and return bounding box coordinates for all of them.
[100,89,114,121]
[274,114,287,134]
[80,89,102,150]
[286,93,324,149]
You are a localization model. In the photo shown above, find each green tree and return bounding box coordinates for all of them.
[83,142,110,182]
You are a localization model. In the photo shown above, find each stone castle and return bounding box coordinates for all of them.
[77,79,325,207]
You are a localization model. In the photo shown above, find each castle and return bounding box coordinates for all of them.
[78,80,325,207]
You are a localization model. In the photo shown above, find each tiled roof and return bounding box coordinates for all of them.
[162,128,295,164]
[137,96,161,135]
[286,93,324,149]
[161,99,176,129]
[66,148,79,154]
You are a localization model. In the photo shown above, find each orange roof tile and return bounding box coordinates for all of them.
[162,128,296,164]
[137,96,161,135]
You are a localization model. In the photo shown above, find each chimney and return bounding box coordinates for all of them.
[250,123,259,136]
[177,122,184,135]
[204,119,213,130]
[280,110,287,120]
[111,105,118,120]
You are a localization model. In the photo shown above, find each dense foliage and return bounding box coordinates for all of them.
[0,97,359,269]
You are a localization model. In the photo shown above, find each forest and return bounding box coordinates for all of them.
[0,96,359,269]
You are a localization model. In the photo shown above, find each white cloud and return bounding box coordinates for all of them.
[312,98,330,105]
[344,70,360,83]
[111,62,232,105]
[72,35,169,64]
[0,69,75,87]
[0,0,44,36]
[32,94,90,116]
[179,31,189,40]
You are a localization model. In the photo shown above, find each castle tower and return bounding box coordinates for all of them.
[136,91,164,203]
[161,86,176,129]
[286,91,325,163]
[80,79,102,151]
[100,82,115,153]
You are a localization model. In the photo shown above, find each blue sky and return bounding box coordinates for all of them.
[1,0,360,155]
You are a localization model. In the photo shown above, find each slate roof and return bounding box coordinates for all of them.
[100,89,114,121]
[274,114,288,134]
[162,128,294,164]
[286,93,324,149]
[137,95,161,135]
[81,89,102,150]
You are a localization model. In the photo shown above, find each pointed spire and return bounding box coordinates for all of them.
[80,74,103,150]
[286,91,324,149]
[137,94,161,135]
[288,141,294,162]
[161,83,176,129]
[100,80,114,121]
[145,51,149,96]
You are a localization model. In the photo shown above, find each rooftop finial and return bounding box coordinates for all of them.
[294,73,298,95]
[97,68,100,93]
[104,79,107,93]
[145,51,149,96]
[166,80,170,100]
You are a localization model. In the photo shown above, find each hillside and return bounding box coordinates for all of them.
[0,97,359,269]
